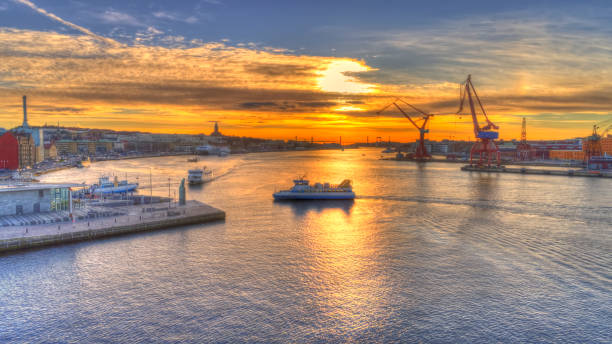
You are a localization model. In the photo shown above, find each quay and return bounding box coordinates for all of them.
[461,165,612,178]
[0,200,225,254]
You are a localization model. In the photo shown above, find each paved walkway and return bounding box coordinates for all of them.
[0,201,219,241]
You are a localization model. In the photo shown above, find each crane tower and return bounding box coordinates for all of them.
[457,75,500,167]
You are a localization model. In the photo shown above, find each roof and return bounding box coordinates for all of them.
[0,182,84,193]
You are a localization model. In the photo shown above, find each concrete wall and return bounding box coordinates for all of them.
[0,189,52,216]
[0,205,225,253]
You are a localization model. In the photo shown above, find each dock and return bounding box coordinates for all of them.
[0,200,225,254]
[461,165,612,178]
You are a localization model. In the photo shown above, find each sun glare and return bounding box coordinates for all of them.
[317,60,376,94]
[334,105,365,112]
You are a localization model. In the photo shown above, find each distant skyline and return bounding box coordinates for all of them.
[1,0,612,142]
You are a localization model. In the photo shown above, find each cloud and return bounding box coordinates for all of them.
[12,0,119,46]
[0,28,378,136]
[153,11,199,24]
[98,9,143,27]
[2,8,612,140]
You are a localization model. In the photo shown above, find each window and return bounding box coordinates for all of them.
[16,205,23,215]
[39,190,44,198]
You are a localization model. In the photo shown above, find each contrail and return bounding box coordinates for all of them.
[13,0,120,46]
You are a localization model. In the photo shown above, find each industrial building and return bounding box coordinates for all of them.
[0,183,79,216]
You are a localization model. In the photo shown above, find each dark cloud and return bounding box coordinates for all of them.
[244,63,318,77]
[30,81,343,114]
[240,102,278,108]
[299,101,337,108]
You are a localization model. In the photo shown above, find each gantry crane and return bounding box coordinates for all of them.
[378,98,434,160]
[516,117,534,161]
[584,117,612,162]
[457,75,500,166]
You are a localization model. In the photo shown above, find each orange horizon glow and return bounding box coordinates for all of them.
[0,28,610,143]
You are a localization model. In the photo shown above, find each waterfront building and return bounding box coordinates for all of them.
[12,96,45,165]
[601,135,612,155]
[55,140,78,156]
[15,132,36,169]
[0,132,20,170]
[54,139,116,156]
[44,141,58,160]
[0,183,79,216]
[549,150,585,161]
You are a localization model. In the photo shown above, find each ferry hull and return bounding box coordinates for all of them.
[273,192,355,200]
[92,184,138,194]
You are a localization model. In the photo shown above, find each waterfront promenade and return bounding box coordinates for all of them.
[0,200,225,253]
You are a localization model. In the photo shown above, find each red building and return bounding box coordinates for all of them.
[0,132,19,170]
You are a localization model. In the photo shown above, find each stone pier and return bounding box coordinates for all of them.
[0,200,225,254]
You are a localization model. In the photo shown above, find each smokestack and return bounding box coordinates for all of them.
[22,95,29,128]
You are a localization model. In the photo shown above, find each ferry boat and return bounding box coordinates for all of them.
[188,167,213,185]
[273,177,355,200]
[91,176,138,194]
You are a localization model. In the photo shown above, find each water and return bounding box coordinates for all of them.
[1,149,611,343]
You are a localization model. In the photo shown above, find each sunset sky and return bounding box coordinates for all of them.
[1,0,612,142]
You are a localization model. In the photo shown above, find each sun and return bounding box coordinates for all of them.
[317,59,377,94]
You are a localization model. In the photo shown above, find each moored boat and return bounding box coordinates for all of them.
[91,176,138,194]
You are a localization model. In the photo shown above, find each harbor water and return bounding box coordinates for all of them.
[1,148,610,343]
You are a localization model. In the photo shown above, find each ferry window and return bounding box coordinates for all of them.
[39,190,44,197]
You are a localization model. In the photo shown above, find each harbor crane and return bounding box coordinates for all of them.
[516,117,534,161]
[378,98,434,160]
[584,117,612,162]
[457,75,500,166]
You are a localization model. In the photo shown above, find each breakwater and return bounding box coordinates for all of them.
[461,164,612,177]
[0,200,224,254]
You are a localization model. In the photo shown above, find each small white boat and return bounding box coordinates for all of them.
[188,166,213,185]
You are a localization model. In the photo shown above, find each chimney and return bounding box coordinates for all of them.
[22,95,29,128]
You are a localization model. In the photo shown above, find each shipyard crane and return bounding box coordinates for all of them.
[377,98,434,160]
[516,117,534,161]
[457,75,500,166]
[584,117,612,161]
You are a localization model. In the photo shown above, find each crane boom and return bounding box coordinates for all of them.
[392,103,420,129]
[377,98,435,160]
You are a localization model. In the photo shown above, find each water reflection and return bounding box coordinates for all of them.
[300,199,385,335]
[275,200,355,217]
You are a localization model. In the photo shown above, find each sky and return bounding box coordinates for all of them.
[1,0,612,142]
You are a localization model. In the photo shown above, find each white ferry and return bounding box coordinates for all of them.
[188,167,213,185]
[273,177,355,200]
[91,176,138,194]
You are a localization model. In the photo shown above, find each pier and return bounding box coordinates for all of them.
[0,200,225,254]
[461,165,612,178]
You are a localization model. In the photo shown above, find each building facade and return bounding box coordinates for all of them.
[15,132,36,169]
[0,132,19,170]
[549,150,585,161]
[0,184,76,216]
